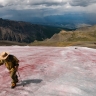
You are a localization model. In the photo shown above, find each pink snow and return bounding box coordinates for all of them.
[0,46,96,96]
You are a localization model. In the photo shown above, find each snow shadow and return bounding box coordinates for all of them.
[17,79,43,86]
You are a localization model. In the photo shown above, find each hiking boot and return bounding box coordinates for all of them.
[11,82,16,89]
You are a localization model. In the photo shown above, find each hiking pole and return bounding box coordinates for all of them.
[17,71,24,87]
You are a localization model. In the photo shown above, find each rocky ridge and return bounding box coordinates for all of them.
[0,18,62,43]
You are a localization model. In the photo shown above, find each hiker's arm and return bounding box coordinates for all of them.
[13,56,19,71]
[15,63,19,71]
[13,56,19,64]
[0,60,4,66]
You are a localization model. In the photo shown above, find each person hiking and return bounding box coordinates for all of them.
[0,52,19,88]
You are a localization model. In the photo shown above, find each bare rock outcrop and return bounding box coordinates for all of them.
[0,18,47,43]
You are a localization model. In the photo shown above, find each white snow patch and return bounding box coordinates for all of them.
[0,46,96,96]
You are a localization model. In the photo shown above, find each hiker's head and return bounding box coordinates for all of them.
[0,52,9,60]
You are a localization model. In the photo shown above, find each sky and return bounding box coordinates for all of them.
[0,0,96,25]
[0,46,96,96]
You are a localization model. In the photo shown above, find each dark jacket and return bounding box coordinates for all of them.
[0,55,19,70]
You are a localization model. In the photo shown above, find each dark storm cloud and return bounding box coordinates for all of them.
[0,0,96,8]
[0,0,96,23]
[0,5,4,8]
[0,0,66,8]
[70,0,96,7]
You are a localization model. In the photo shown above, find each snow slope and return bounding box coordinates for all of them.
[0,46,96,96]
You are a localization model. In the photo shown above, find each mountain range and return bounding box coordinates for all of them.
[0,18,67,43]
[30,25,96,48]
[0,18,96,48]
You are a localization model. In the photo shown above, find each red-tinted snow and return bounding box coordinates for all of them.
[0,46,96,96]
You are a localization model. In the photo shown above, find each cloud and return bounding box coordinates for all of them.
[0,0,96,11]
[0,0,96,7]
[0,0,96,24]
[0,5,3,8]
[0,0,66,7]
[70,0,96,7]
[0,0,95,15]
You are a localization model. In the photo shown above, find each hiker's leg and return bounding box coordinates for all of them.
[15,74,19,83]
[10,68,16,83]
[10,68,17,88]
